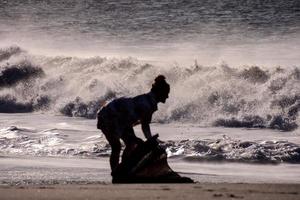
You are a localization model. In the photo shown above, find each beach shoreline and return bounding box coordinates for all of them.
[0,183,299,200]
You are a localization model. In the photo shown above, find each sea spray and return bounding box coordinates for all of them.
[0,46,299,131]
[0,46,22,62]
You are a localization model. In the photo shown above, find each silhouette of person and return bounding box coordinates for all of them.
[97,75,170,173]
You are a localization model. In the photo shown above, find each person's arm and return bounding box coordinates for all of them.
[141,111,152,139]
[141,121,152,139]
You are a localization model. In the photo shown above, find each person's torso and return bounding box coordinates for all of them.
[98,92,157,127]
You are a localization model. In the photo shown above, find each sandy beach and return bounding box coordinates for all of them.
[0,183,299,200]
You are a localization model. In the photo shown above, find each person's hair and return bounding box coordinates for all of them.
[151,75,170,96]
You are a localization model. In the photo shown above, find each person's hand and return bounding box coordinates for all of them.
[157,138,165,144]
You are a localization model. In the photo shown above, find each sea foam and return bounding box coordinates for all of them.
[0,125,299,164]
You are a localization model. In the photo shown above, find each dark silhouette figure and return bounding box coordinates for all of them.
[97,75,170,172]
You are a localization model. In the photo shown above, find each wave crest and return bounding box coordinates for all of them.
[0,46,299,131]
[0,46,23,62]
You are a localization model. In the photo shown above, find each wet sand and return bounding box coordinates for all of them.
[0,183,299,200]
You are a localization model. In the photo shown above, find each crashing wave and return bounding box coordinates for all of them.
[0,62,44,88]
[0,94,50,113]
[0,46,299,131]
[0,95,34,113]
[60,91,116,119]
[214,114,298,131]
[0,46,23,62]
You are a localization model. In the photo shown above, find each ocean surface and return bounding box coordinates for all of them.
[0,0,300,184]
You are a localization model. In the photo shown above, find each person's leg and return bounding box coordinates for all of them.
[109,137,121,172]
[101,128,121,172]
[121,127,143,162]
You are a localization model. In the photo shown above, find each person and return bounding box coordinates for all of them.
[97,75,170,173]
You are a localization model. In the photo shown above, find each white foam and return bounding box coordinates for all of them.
[1,46,299,131]
[0,126,21,139]
[166,146,185,157]
[84,135,102,141]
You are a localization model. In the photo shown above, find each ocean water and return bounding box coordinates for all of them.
[0,0,300,65]
[0,0,300,184]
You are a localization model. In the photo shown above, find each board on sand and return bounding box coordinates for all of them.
[112,134,194,183]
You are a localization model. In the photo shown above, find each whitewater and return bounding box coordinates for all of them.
[0,46,299,131]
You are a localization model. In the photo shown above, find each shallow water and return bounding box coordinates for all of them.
[0,113,299,163]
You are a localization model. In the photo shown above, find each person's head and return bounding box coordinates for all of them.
[151,75,170,103]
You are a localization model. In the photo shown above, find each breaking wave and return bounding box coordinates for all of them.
[0,46,22,62]
[1,126,299,164]
[0,62,44,88]
[0,46,299,131]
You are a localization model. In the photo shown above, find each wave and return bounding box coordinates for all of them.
[214,115,298,132]
[0,62,44,88]
[0,126,110,157]
[0,46,22,62]
[0,94,50,113]
[0,45,299,131]
[59,93,116,119]
[1,126,299,164]
[164,136,300,164]
[0,95,34,113]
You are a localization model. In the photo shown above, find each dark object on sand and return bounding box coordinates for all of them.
[112,135,194,183]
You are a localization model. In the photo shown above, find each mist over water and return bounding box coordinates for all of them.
[0,0,299,66]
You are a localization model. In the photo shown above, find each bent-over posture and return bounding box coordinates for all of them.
[97,75,170,172]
